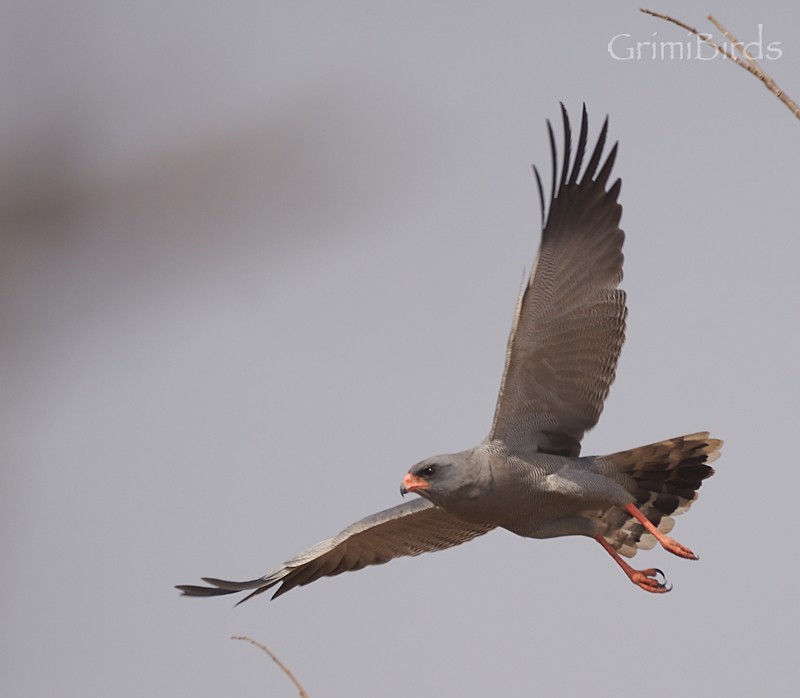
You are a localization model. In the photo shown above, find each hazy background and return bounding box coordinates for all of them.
[3,2,799,696]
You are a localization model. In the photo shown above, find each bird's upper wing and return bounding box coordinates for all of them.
[489,105,627,457]
[176,498,495,603]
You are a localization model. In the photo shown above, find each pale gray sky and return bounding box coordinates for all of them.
[3,2,799,697]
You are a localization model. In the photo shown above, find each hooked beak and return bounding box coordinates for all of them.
[400,472,430,497]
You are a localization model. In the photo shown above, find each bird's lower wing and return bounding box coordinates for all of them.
[176,498,495,603]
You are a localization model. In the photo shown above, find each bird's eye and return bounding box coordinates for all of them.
[421,465,436,477]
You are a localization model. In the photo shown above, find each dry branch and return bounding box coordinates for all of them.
[641,8,799,120]
[231,636,309,697]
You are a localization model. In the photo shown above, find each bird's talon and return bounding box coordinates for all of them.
[631,568,671,593]
[664,538,698,560]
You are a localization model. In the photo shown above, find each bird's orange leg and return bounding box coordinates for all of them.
[624,503,698,560]
[594,535,671,593]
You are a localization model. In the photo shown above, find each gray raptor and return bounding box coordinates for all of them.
[177,105,721,603]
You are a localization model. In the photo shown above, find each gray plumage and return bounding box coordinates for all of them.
[186,499,494,603]
[177,105,721,602]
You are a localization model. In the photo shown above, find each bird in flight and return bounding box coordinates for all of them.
[177,105,721,603]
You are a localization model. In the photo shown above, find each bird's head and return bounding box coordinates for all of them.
[400,452,483,506]
[401,458,446,500]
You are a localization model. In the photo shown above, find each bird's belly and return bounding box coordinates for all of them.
[440,482,605,530]
[492,465,631,535]
[499,491,603,536]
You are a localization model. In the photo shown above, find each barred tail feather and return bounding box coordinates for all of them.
[599,432,722,557]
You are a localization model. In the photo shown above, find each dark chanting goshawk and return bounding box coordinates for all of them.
[177,105,722,604]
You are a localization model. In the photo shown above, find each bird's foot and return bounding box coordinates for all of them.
[659,536,698,560]
[628,567,671,593]
[595,534,673,593]
[623,503,699,560]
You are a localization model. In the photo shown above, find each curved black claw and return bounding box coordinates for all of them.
[653,568,673,592]
[630,567,672,593]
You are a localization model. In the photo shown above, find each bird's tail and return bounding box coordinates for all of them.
[597,432,722,557]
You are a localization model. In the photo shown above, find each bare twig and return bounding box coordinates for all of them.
[231,636,310,698]
[706,15,759,70]
[640,8,800,120]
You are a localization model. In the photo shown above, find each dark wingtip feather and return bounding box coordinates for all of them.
[235,586,271,606]
[533,165,545,227]
[596,141,619,189]
[558,103,571,195]
[568,104,589,186]
[270,583,293,601]
[546,118,557,209]
[536,106,619,239]
[200,576,267,591]
[581,115,609,184]
[176,584,238,598]
[608,177,622,203]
